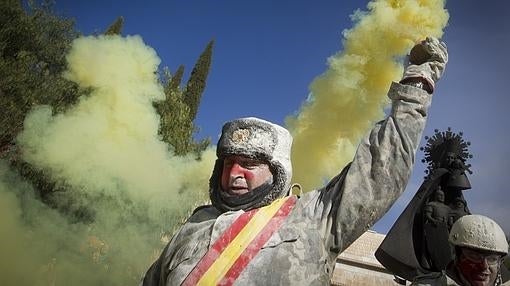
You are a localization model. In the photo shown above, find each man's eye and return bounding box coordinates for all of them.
[242,163,258,169]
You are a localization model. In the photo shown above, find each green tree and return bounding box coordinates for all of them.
[0,0,94,205]
[169,64,184,91]
[155,68,209,157]
[104,16,124,35]
[155,41,214,157]
[0,0,83,152]
[183,40,214,122]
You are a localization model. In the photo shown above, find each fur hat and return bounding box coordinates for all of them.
[209,117,293,211]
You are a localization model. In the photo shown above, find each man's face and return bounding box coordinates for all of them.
[457,247,502,286]
[220,155,273,195]
[435,191,445,203]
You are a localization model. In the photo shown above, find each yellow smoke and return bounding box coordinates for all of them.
[18,35,215,209]
[3,35,215,285]
[287,0,449,190]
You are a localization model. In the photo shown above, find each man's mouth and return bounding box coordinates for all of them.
[230,179,247,189]
[231,186,247,190]
[468,271,491,285]
[473,273,489,281]
[224,184,249,195]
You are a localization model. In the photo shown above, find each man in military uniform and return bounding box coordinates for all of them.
[411,215,508,286]
[141,37,448,285]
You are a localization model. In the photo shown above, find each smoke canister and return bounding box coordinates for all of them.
[409,41,431,65]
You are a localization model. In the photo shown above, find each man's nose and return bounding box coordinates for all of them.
[477,258,491,271]
[229,162,245,177]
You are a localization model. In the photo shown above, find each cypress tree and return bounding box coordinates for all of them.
[168,64,185,92]
[155,70,193,156]
[183,40,214,121]
[104,16,124,35]
[156,66,210,157]
[154,40,215,157]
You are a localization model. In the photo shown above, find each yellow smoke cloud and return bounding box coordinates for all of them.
[4,35,215,285]
[0,163,95,285]
[18,35,215,207]
[287,0,448,190]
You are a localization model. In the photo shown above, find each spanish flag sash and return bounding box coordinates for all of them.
[182,195,297,286]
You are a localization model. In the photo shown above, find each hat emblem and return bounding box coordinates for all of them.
[232,129,250,144]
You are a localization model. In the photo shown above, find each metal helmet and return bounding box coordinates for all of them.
[449,214,508,255]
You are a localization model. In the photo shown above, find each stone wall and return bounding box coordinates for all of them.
[331,231,405,286]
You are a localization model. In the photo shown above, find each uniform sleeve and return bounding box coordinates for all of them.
[139,242,171,286]
[301,82,432,256]
[410,271,448,286]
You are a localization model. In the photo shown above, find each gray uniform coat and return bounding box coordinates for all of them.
[410,271,458,286]
[142,82,432,285]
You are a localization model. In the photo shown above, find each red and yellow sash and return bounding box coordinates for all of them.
[182,196,297,286]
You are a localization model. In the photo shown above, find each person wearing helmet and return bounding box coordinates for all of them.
[412,215,508,286]
[449,215,508,286]
[141,37,448,285]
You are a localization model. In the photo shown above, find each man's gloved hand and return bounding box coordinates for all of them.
[401,37,448,93]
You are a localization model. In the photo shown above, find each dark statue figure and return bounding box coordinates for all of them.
[424,188,450,226]
[447,197,468,229]
[423,187,452,271]
[375,128,474,281]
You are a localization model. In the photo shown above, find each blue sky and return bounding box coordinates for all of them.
[53,0,510,234]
